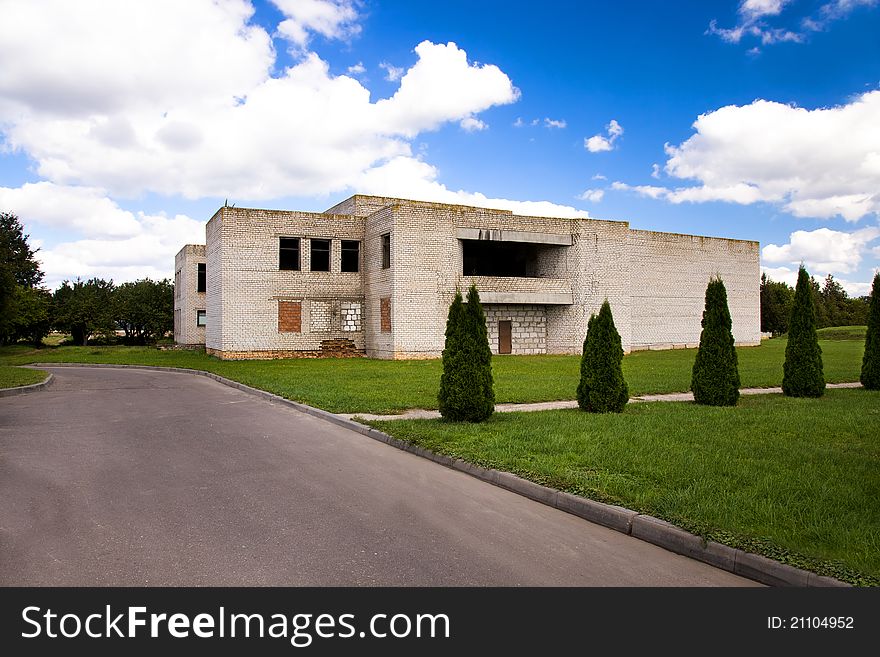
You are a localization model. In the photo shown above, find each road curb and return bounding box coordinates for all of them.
[0,370,53,397]
[31,362,855,588]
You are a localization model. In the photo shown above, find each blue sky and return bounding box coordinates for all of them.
[1,0,878,294]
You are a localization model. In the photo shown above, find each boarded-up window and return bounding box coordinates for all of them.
[310,300,332,331]
[380,297,391,333]
[278,301,301,333]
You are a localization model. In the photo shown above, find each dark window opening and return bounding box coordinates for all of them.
[196,310,207,327]
[381,233,391,269]
[311,238,331,272]
[341,240,360,273]
[462,240,539,277]
[197,263,206,293]
[280,237,300,271]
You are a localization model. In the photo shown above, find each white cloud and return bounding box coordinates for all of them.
[585,119,623,153]
[379,61,404,81]
[0,182,141,238]
[544,118,567,129]
[577,189,604,203]
[708,0,877,46]
[460,116,487,132]
[610,181,668,199]
[592,173,607,181]
[0,5,519,200]
[513,117,525,127]
[347,61,366,75]
[651,163,661,179]
[272,0,361,48]
[762,226,880,274]
[655,91,880,220]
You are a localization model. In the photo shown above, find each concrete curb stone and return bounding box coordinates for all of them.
[0,371,53,397]
[28,362,854,588]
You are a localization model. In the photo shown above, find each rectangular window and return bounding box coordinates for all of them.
[197,263,206,293]
[311,238,331,272]
[196,310,207,327]
[341,240,360,273]
[381,233,390,269]
[279,237,300,271]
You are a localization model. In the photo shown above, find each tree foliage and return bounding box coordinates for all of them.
[52,278,117,346]
[761,272,868,333]
[782,265,825,397]
[577,299,628,413]
[691,277,740,406]
[438,285,495,422]
[0,212,43,287]
[0,211,49,344]
[860,273,880,390]
[114,278,174,343]
[760,273,793,335]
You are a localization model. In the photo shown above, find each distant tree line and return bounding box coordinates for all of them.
[1,211,174,346]
[760,272,871,336]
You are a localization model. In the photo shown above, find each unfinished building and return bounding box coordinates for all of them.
[173,195,760,359]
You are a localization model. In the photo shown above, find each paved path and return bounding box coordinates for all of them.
[0,366,756,586]
[340,382,863,422]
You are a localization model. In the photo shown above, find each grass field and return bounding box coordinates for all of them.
[369,388,880,585]
[0,365,47,389]
[0,335,865,411]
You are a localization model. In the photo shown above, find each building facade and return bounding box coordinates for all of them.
[173,195,761,359]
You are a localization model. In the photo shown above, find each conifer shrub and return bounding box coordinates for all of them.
[860,272,880,390]
[577,299,628,413]
[691,276,740,406]
[438,285,494,421]
[782,265,825,397]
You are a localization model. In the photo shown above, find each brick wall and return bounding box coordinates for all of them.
[485,305,547,354]
[173,244,206,345]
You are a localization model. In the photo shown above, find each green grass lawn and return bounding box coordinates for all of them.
[0,335,865,412]
[368,388,880,586]
[0,365,47,389]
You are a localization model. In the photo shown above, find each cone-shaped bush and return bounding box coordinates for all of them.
[577,300,628,413]
[438,285,494,421]
[782,265,825,397]
[860,272,880,390]
[691,276,740,406]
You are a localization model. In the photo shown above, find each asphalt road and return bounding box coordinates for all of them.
[0,366,757,586]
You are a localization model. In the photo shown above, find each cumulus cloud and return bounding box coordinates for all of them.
[272,0,361,48]
[762,226,880,274]
[612,92,880,221]
[346,61,366,75]
[585,119,623,152]
[610,181,668,199]
[544,118,567,129]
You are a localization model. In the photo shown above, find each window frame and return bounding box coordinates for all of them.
[381,233,391,269]
[341,240,360,273]
[196,310,207,327]
[310,238,331,272]
[279,237,301,271]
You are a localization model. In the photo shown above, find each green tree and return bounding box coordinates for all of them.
[577,299,628,413]
[821,274,848,327]
[691,277,740,406]
[860,272,880,390]
[6,286,52,346]
[114,278,174,343]
[782,265,825,397]
[438,285,494,421]
[0,211,48,344]
[52,278,116,345]
[0,212,43,287]
[760,273,793,336]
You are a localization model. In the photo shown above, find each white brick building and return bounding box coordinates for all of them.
[173,195,760,359]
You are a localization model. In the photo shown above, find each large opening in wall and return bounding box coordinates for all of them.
[462,240,537,276]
